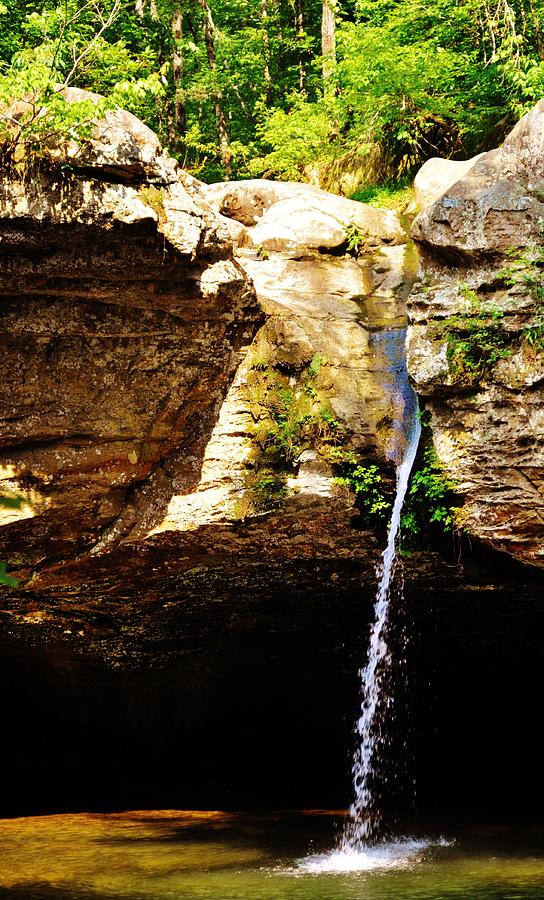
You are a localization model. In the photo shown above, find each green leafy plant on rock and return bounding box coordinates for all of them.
[436,285,510,384]
[334,461,393,528]
[400,410,461,547]
[0,494,23,586]
[139,186,166,224]
[249,354,342,468]
[499,245,544,352]
[230,471,288,523]
[234,353,345,520]
[250,472,288,512]
[343,221,368,257]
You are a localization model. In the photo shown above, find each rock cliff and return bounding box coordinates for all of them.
[0,96,542,818]
[408,101,544,568]
[0,95,421,648]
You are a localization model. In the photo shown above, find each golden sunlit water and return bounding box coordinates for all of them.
[1,811,544,899]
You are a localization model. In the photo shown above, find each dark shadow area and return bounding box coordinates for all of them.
[0,542,541,823]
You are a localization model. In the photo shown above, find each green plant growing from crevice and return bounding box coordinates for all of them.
[248,353,342,469]
[400,416,461,547]
[250,471,288,511]
[0,494,23,586]
[334,461,393,528]
[236,352,346,520]
[436,285,511,384]
[499,244,544,351]
[139,185,166,224]
[343,221,368,257]
[230,470,288,523]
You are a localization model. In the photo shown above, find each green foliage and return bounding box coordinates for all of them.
[0,494,23,587]
[0,561,18,588]
[250,102,334,180]
[499,245,544,351]
[0,494,24,510]
[139,185,166,223]
[351,177,414,210]
[401,445,459,542]
[344,221,367,256]
[437,287,510,384]
[334,462,392,527]
[307,353,326,378]
[1,0,544,182]
[236,352,343,519]
[250,472,288,512]
[248,354,341,468]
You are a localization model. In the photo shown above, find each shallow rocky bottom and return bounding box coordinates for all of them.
[1,811,544,899]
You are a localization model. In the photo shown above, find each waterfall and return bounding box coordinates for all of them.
[341,339,421,852]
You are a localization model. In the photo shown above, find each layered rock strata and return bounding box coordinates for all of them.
[0,99,417,646]
[408,101,544,567]
[0,101,262,573]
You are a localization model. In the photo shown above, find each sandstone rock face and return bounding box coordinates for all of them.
[203,179,404,250]
[0,119,262,573]
[408,102,544,568]
[0,96,419,651]
[412,100,544,257]
[412,154,484,212]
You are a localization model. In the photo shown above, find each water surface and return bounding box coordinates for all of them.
[1,811,544,899]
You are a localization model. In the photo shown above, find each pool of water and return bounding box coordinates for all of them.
[1,811,544,899]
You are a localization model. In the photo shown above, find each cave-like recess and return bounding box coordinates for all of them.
[0,541,542,822]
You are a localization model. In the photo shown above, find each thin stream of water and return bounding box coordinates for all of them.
[337,327,422,855]
[341,404,421,850]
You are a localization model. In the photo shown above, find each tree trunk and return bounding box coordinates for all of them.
[196,0,231,174]
[287,0,306,95]
[296,0,306,94]
[135,0,158,20]
[526,0,544,59]
[261,0,273,104]
[321,0,336,95]
[171,6,186,141]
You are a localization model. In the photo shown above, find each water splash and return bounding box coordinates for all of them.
[296,838,432,874]
[342,331,421,851]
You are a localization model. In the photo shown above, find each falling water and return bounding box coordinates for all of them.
[341,331,421,852]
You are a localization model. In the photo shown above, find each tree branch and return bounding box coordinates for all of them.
[61,0,122,88]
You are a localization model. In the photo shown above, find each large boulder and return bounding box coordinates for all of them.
[412,100,544,257]
[3,86,178,185]
[203,179,404,251]
[411,154,484,212]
